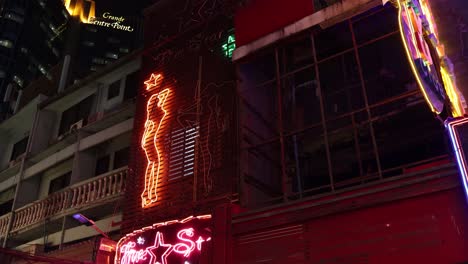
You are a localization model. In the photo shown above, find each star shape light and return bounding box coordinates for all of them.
[137,236,145,245]
[144,73,162,91]
[147,232,173,264]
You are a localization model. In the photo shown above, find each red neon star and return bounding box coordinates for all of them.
[144,73,162,91]
[146,232,173,264]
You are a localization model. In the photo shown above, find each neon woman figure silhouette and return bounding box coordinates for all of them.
[141,74,171,208]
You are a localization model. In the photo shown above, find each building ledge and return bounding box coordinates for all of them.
[233,0,387,61]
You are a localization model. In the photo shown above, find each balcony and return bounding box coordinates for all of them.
[0,168,127,238]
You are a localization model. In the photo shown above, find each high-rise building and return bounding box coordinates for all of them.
[0,0,143,122]
[0,0,69,120]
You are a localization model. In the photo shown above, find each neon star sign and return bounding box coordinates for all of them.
[397,0,465,118]
[115,215,212,264]
[141,73,172,208]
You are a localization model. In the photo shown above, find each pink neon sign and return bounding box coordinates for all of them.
[115,215,212,264]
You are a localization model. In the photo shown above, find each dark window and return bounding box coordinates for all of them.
[48,172,71,194]
[95,155,110,175]
[124,71,139,100]
[0,200,13,216]
[113,147,129,169]
[315,22,353,60]
[107,80,120,100]
[58,95,94,135]
[358,34,414,105]
[10,136,28,161]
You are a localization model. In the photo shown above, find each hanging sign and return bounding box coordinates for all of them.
[398,0,464,117]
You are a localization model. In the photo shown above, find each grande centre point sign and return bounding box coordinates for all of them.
[89,12,134,32]
[115,215,212,264]
[398,0,465,118]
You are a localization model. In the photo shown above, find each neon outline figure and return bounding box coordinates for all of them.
[141,73,171,208]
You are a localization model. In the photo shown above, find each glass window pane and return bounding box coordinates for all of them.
[326,117,361,188]
[359,34,415,105]
[352,5,398,45]
[315,21,353,60]
[372,101,447,177]
[279,36,314,74]
[284,127,331,197]
[281,66,320,132]
[319,52,363,118]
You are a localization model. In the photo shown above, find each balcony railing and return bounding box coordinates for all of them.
[0,168,127,236]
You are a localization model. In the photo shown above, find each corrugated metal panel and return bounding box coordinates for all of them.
[234,225,308,263]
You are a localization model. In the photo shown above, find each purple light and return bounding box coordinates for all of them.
[73,213,94,226]
[445,118,468,201]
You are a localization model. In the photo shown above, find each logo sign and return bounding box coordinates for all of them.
[89,12,134,32]
[398,0,464,117]
[115,215,212,264]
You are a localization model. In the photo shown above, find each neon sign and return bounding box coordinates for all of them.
[141,73,171,208]
[397,0,464,117]
[89,12,134,32]
[222,34,236,58]
[446,118,468,201]
[63,0,96,23]
[115,215,212,264]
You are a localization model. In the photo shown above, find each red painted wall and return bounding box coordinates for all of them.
[233,187,468,263]
[235,0,314,46]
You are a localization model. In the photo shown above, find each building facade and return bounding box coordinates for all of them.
[116,0,468,263]
[0,0,467,263]
[0,50,141,262]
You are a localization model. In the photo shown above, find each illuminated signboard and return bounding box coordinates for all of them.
[222,34,236,58]
[397,0,464,117]
[89,12,134,32]
[63,0,96,23]
[446,118,468,201]
[115,215,212,264]
[141,74,172,208]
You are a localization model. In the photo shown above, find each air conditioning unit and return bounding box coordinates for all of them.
[9,153,25,168]
[69,119,83,133]
[87,111,104,124]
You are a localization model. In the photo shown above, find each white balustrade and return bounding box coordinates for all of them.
[9,168,127,233]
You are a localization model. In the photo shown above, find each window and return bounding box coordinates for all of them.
[0,40,13,48]
[10,136,28,161]
[95,155,110,175]
[124,71,138,100]
[0,188,15,216]
[238,5,449,207]
[105,52,118,59]
[114,147,129,169]
[58,95,94,136]
[48,172,71,194]
[166,127,198,180]
[0,200,13,216]
[107,80,121,100]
